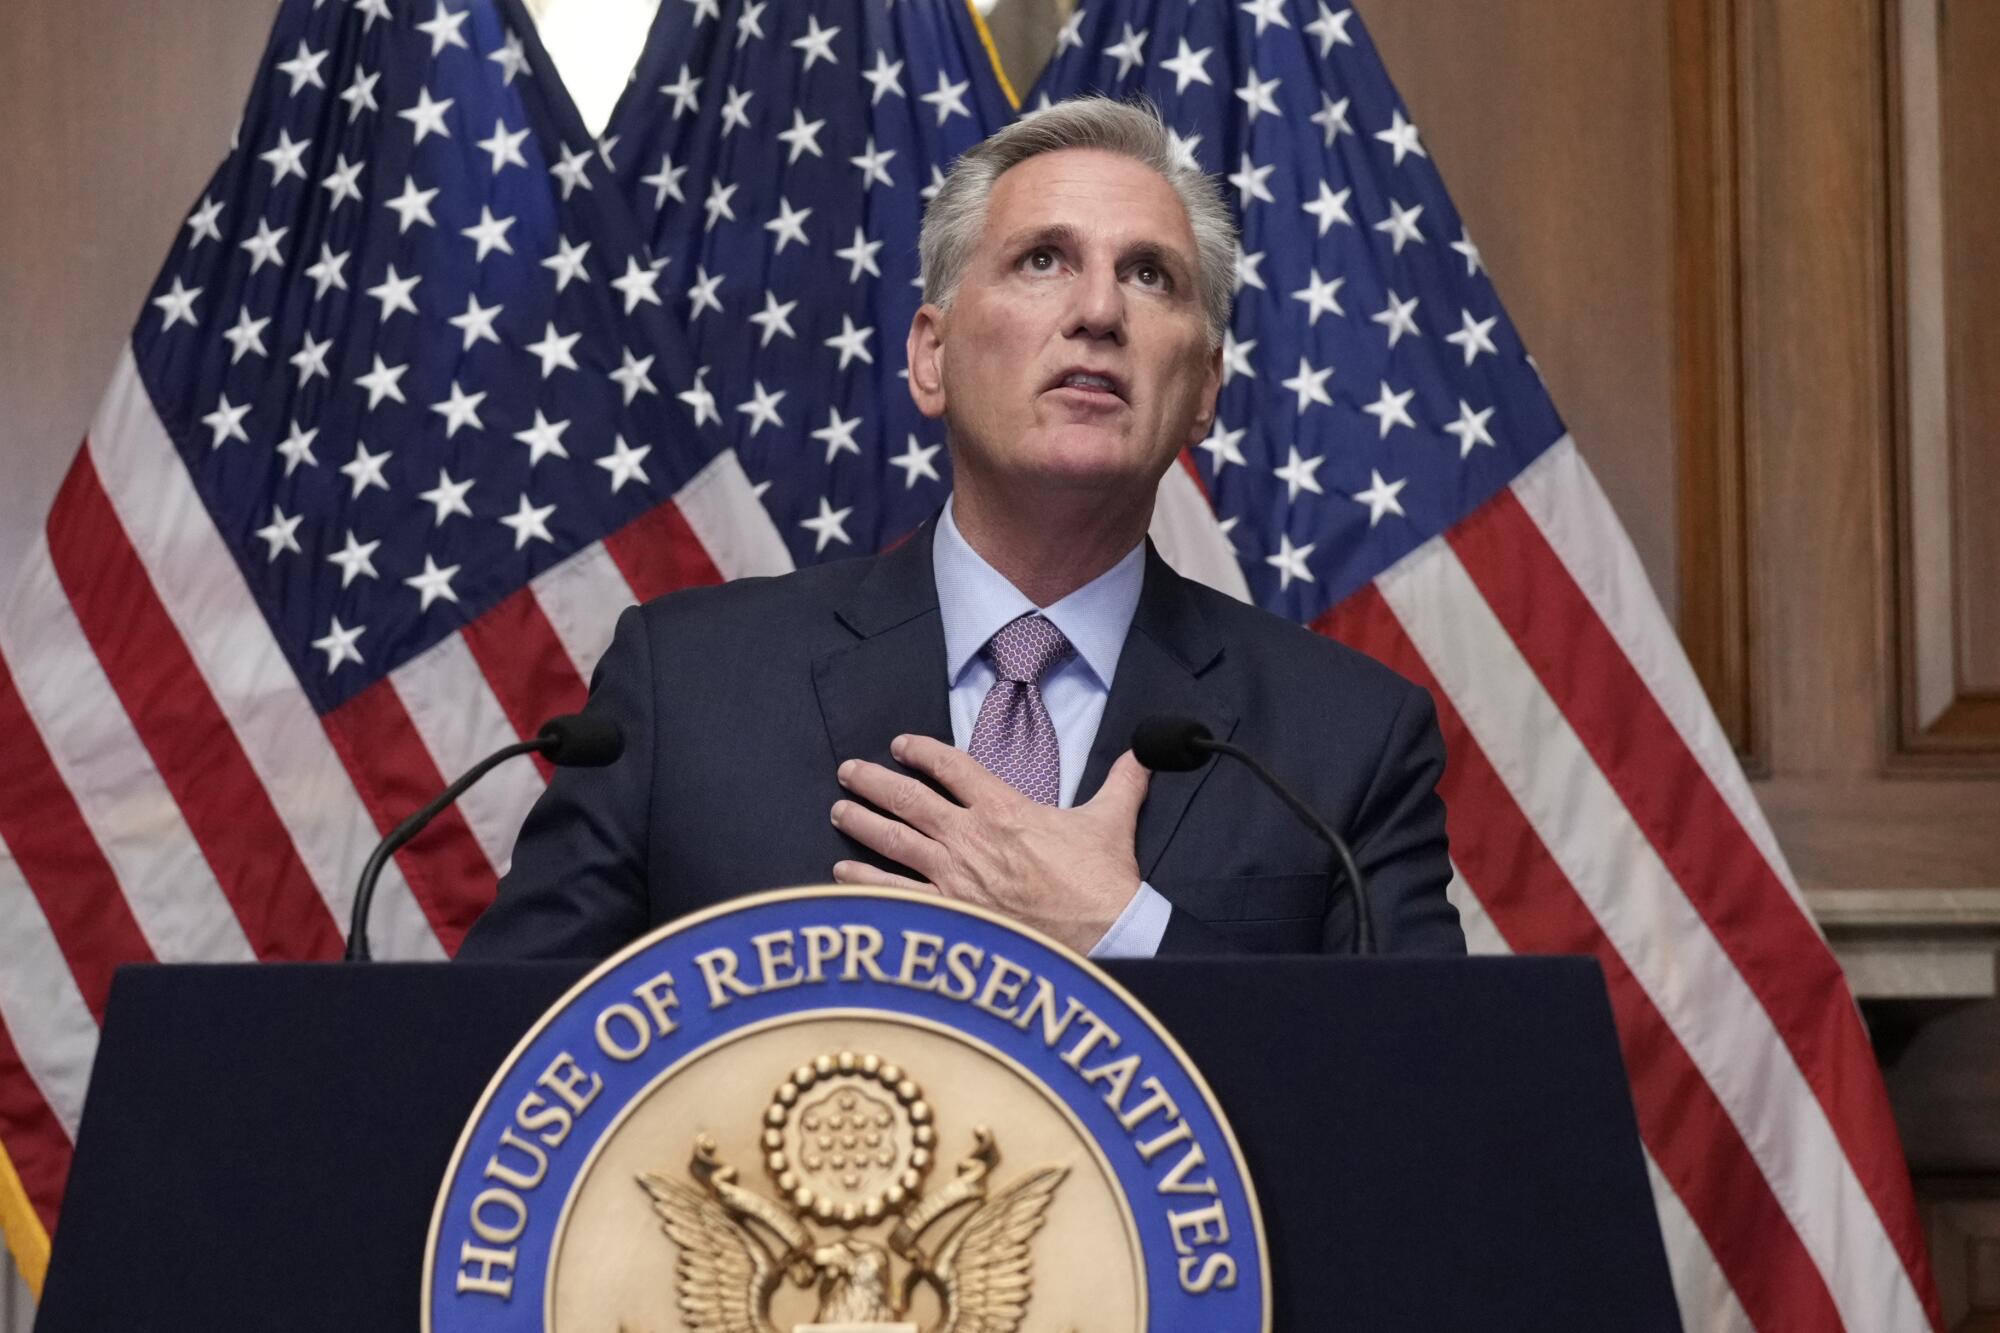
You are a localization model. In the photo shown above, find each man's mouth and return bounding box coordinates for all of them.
[1047,368,1126,401]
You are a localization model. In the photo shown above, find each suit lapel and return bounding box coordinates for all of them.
[812,524,953,772]
[1078,547,1237,880]
[815,532,1235,881]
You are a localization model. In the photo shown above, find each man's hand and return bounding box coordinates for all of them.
[829,734,1151,955]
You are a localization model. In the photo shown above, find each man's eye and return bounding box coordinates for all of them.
[1135,263,1164,287]
[1025,248,1057,272]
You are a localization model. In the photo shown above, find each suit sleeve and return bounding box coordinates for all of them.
[455,606,655,960]
[1348,683,1463,955]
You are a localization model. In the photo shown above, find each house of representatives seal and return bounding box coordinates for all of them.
[424,888,1270,1332]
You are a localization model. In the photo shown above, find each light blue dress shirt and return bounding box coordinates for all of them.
[931,501,1173,959]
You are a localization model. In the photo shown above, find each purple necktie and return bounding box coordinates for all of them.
[966,614,1075,806]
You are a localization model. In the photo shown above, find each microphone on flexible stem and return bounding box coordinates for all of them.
[1131,714,1375,955]
[343,713,625,961]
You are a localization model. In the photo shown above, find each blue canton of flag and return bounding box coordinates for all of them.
[1031,1,1564,622]
[132,0,725,714]
[596,0,1017,564]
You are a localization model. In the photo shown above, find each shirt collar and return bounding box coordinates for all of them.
[932,498,1145,690]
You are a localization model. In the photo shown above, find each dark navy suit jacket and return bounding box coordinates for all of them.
[459,525,1464,959]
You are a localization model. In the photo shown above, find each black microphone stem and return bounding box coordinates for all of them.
[1201,738,1375,955]
[344,737,544,962]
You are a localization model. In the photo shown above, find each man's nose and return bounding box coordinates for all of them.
[1064,264,1126,343]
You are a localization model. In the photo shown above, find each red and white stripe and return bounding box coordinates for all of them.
[1311,439,1936,1331]
[1151,433,1935,1330]
[0,346,794,1257]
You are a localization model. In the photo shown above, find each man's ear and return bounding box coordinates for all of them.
[1185,340,1225,446]
[906,305,947,419]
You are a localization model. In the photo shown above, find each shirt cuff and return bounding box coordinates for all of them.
[1087,882,1171,960]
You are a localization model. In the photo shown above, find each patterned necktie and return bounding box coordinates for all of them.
[966,614,1076,806]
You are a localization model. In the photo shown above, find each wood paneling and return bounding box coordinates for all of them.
[1672,0,1756,758]
[1730,0,2000,882]
[0,2,269,581]
[1941,0,2000,703]
[1891,0,2000,756]
[1736,0,1897,781]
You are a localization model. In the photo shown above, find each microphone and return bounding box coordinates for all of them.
[1131,714,1374,955]
[538,711,625,767]
[343,713,625,961]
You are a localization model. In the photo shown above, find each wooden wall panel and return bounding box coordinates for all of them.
[1671,0,1756,757]
[1893,0,2000,752]
[1737,0,1894,781]
[1728,0,2000,884]
[1941,0,2000,702]
[0,2,269,583]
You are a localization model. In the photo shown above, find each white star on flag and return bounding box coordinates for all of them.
[430,381,488,437]
[1264,533,1315,590]
[152,278,202,331]
[312,617,365,673]
[1351,469,1408,525]
[610,349,658,404]
[1372,291,1420,348]
[417,469,475,526]
[1102,25,1149,79]
[889,436,944,488]
[811,408,864,463]
[1445,311,1498,365]
[340,441,393,497]
[1273,446,1327,501]
[525,322,580,377]
[498,495,557,549]
[800,497,854,552]
[512,410,571,466]
[1160,38,1213,93]
[1281,357,1334,413]
[792,15,841,69]
[765,198,813,252]
[595,436,653,493]
[737,380,786,434]
[325,529,381,587]
[611,256,665,313]
[1443,401,1497,457]
[276,41,329,94]
[404,556,461,611]
[550,144,594,199]
[254,505,304,562]
[776,111,826,165]
[1374,109,1427,166]
[258,128,311,184]
[398,88,454,144]
[1361,382,1417,438]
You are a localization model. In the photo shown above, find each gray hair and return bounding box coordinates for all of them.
[918,96,1238,347]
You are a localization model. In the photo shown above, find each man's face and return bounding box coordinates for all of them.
[907,148,1223,503]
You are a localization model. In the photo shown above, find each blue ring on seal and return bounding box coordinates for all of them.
[424,888,1270,1330]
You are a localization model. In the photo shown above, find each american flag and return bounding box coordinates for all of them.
[1029,2,1942,1330]
[0,0,1008,1292]
[0,0,1941,1329]
[591,0,1015,559]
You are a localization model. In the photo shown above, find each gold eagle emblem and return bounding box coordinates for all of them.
[635,1050,1068,1333]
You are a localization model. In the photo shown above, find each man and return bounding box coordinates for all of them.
[459,98,1463,961]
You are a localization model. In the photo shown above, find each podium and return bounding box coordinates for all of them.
[36,957,1678,1330]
